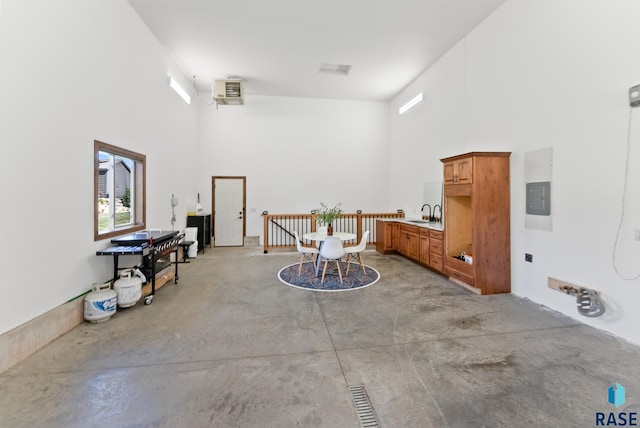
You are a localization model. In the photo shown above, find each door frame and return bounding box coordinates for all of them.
[212,176,246,246]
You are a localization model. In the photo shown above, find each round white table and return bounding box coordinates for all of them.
[302,232,357,276]
[302,232,356,242]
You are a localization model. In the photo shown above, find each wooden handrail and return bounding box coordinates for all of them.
[261,212,405,253]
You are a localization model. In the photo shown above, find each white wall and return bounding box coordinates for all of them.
[388,42,468,218]
[197,94,390,239]
[389,0,640,345]
[4,0,639,349]
[0,0,198,335]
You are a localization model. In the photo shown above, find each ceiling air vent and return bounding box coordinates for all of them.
[213,80,244,105]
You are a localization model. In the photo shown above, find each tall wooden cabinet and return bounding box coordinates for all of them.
[441,152,511,294]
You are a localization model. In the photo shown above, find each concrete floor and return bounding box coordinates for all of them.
[2,246,640,427]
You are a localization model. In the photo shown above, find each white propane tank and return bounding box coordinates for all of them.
[84,283,117,323]
[113,268,145,308]
[187,241,198,258]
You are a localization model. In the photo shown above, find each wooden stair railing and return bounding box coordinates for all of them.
[261,212,405,253]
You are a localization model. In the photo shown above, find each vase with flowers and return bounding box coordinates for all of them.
[315,202,343,236]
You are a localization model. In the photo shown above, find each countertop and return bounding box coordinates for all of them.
[377,217,444,232]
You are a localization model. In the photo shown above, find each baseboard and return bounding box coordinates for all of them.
[0,299,85,374]
[244,236,260,246]
[448,277,482,295]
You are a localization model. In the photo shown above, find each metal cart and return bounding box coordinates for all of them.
[96,230,183,305]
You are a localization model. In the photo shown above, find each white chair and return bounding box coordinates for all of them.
[344,230,370,275]
[293,231,319,276]
[315,226,327,249]
[319,236,345,284]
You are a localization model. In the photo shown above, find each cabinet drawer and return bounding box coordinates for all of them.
[400,224,418,234]
[429,253,443,271]
[429,230,443,240]
[445,255,473,275]
[430,239,443,254]
[444,266,474,286]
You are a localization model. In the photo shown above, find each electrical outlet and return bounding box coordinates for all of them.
[525,253,533,262]
[635,229,640,241]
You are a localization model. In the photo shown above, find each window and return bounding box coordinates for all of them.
[94,140,146,240]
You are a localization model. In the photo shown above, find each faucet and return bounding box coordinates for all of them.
[420,204,431,220]
[432,204,442,222]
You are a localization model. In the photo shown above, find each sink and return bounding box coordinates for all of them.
[406,219,430,224]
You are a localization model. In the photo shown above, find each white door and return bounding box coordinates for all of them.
[214,178,244,246]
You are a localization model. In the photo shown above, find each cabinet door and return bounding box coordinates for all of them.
[419,233,430,265]
[376,221,398,255]
[398,230,407,256]
[384,224,395,251]
[406,232,419,260]
[443,162,455,185]
[444,158,473,185]
[456,158,473,184]
[399,225,416,259]
[398,230,411,256]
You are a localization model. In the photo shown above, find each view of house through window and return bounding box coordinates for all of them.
[94,140,146,240]
[98,152,134,231]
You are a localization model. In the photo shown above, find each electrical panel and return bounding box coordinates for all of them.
[526,181,551,216]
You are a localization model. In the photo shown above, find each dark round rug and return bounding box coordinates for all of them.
[278,262,380,292]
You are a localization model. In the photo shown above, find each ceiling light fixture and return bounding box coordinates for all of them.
[399,93,423,115]
[168,75,191,104]
[319,63,352,76]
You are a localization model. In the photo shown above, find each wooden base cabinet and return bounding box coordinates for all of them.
[376,220,398,254]
[397,225,445,273]
[376,220,444,274]
[398,224,419,261]
[442,152,511,294]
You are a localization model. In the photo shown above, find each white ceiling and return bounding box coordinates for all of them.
[128,0,507,102]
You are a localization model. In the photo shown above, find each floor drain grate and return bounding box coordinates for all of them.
[348,384,380,428]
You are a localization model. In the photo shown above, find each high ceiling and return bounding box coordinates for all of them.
[128,0,507,102]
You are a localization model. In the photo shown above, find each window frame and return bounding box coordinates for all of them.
[94,140,146,241]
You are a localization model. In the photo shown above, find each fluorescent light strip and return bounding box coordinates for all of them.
[399,92,423,115]
[168,75,191,104]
